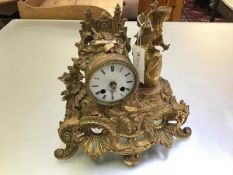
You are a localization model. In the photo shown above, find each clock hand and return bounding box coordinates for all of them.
[110,87,116,100]
[111,91,114,100]
[109,81,117,100]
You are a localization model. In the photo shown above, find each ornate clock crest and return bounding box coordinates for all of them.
[54,2,191,166]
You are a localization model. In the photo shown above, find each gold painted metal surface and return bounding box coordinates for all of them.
[54,2,191,166]
[135,1,171,88]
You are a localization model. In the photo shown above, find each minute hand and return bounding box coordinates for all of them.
[110,88,116,100]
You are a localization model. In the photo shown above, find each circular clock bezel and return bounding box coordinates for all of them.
[86,58,139,106]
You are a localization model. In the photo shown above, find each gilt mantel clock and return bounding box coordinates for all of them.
[54,2,191,166]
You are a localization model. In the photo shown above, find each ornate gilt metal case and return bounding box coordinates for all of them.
[54,2,191,166]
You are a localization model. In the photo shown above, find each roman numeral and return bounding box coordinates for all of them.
[111,66,114,72]
[101,70,106,75]
[94,77,100,80]
[120,67,123,72]
[120,93,123,97]
[92,85,99,87]
[125,73,130,77]
[103,95,106,100]
[127,81,133,83]
[126,88,130,91]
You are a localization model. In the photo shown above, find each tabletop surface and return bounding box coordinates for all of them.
[0,20,233,175]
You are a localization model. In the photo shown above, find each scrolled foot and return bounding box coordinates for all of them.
[175,127,192,139]
[123,154,141,166]
[54,143,78,160]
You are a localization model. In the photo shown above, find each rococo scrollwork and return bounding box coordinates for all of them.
[54,2,191,166]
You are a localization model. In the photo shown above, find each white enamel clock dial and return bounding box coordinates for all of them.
[89,62,138,105]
